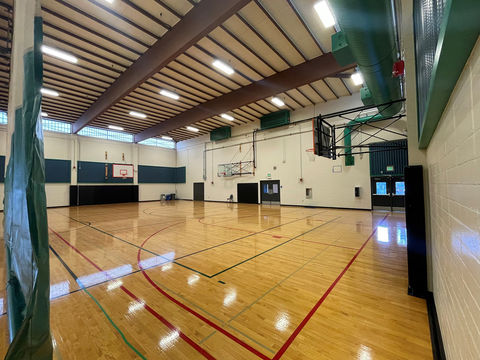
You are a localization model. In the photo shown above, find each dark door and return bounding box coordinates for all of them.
[193,182,204,201]
[260,180,280,204]
[371,176,405,210]
[237,183,258,204]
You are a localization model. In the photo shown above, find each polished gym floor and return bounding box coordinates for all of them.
[0,201,432,359]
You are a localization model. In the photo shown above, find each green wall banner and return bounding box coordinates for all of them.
[3,1,52,359]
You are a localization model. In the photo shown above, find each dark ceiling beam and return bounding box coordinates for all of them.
[72,0,251,133]
[135,53,355,142]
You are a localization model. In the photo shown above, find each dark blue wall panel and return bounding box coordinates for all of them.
[77,161,133,183]
[0,155,4,183]
[45,159,71,183]
[369,140,408,176]
[138,165,186,183]
[175,167,186,183]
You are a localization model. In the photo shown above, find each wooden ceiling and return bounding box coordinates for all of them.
[0,0,360,142]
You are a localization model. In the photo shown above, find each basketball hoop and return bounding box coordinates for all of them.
[120,169,128,178]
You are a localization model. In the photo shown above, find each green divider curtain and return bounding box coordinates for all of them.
[3,1,52,359]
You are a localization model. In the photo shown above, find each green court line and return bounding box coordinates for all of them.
[49,245,147,360]
[81,285,147,360]
[146,276,275,354]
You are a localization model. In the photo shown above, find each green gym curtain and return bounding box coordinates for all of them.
[3,0,52,358]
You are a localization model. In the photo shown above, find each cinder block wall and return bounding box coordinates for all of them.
[426,38,480,359]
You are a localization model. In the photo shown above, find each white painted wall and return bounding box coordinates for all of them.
[1,93,406,211]
[425,38,480,360]
[176,95,407,209]
[0,127,177,209]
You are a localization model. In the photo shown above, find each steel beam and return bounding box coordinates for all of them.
[134,53,355,142]
[72,0,250,133]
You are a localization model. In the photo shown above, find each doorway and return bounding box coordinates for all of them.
[260,180,280,205]
[237,183,258,204]
[193,182,204,201]
[371,176,405,210]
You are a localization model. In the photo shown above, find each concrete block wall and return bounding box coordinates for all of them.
[426,38,480,359]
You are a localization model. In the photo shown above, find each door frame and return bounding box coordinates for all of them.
[260,180,281,205]
[193,182,204,201]
[371,176,405,211]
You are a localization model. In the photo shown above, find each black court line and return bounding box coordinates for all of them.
[206,216,341,278]
[54,210,330,279]
[49,244,147,359]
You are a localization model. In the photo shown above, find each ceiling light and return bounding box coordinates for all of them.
[212,59,234,75]
[271,97,285,107]
[41,88,59,97]
[314,1,336,28]
[41,112,48,117]
[41,45,78,64]
[108,125,124,131]
[162,135,173,141]
[103,0,114,3]
[129,111,147,119]
[160,89,180,100]
[220,113,234,121]
[186,126,199,132]
[351,72,364,86]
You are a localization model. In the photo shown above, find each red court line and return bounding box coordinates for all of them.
[49,226,216,360]
[138,231,271,360]
[294,239,358,250]
[271,214,389,359]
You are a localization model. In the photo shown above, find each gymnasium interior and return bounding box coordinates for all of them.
[0,0,478,359]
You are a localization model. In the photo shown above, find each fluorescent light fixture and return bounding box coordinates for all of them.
[186,126,199,132]
[314,1,336,28]
[160,89,180,100]
[351,72,364,86]
[271,97,285,107]
[103,0,114,3]
[41,88,59,97]
[129,111,147,119]
[41,45,78,63]
[212,59,234,75]
[220,113,234,121]
[108,125,124,131]
[162,135,173,141]
[41,112,48,117]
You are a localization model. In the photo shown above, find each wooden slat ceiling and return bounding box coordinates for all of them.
[0,0,361,142]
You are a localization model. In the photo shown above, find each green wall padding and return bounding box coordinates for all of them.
[77,161,133,183]
[138,165,186,183]
[45,159,70,183]
[175,166,186,183]
[0,155,4,183]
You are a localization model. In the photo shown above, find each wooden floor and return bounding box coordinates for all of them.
[0,201,432,359]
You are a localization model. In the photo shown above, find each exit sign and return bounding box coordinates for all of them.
[386,165,394,172]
